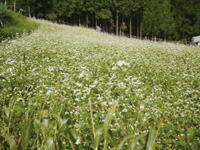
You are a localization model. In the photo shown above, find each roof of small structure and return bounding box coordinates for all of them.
[192,36,200,43]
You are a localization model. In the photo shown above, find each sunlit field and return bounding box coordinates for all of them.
[0,20,199,150]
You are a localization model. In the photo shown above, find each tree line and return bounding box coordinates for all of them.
[1,0,200,42]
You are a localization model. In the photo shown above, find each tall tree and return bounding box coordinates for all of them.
[120,0,139,37]
[73,0,84,26]
[3,0,200,42]
[83,0,94,27]
[54,0,75,22]
[142,0,174,40]
[192,0,200,36]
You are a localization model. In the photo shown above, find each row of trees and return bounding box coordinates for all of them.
[1,0,200,42]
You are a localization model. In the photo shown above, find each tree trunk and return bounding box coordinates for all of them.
[14,1,16,12]
[154,36,157,41]
[73,14,75,25]
[116,11,118,36]
[137,18,139,38]
[120,24,121,36]
[28,6,31,17]
[129,17,132,38]
[95,18,97,29]
[4,0,7,8]
[92,14,95,28]
[79,16,81,26]
[86,12,88,28]
[0,18,4,27]
[140,22,142,39]
[121,16,124,36]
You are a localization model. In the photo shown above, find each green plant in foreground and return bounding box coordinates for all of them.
[0,103,163,150]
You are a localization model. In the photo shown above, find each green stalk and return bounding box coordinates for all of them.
[103,103,117,150]
[89,100,95,139]
[8,100,15,134]
[37,133,39,150]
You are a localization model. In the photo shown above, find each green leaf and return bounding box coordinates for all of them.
[59,119,68,133]
[14,105,25,112]
[39,145,45,150]
[108,130,118,147]
[146,129,157,150]
[4,106,9,118]
[52,113,76,150]
[33,119,42,132]
[130,134,146,150]
[94,128,103,150]
[19,120,33,150]
[49,113,68,133]
[47,137,55,150]
[0,76,8,81]
[42,119,49,130]
[117,134,135,150]
[60,132,76,150]
[49,113,63,124]
[1,134,17,150]
[103,103,117,150]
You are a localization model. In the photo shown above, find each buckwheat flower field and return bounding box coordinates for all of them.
[0,20,200,150]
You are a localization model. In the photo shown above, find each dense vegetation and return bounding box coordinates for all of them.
[0,20,199,149]
[1,0,200,42]
[0,6,38,41]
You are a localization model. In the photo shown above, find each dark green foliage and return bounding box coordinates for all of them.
[170,0,200,41]
[143,0,175,40]
[3,0,200,42]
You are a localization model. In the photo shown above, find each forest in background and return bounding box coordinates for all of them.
[1,0,200,42]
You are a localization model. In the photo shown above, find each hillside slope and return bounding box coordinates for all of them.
[0,7,38,41]
[0,20,199,149]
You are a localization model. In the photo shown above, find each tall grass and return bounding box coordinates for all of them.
[0,103,161,150]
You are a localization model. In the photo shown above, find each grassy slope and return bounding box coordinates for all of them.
[0,20,200,149]
[0,7,38,40]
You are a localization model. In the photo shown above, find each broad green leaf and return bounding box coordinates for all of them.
[103,103,117,150]
[4,106,9,118]
[43,119,49,130]
[33,119,42,132]
[14,105,25,112]
[135,145,145,150]
[49,113,63,124]
[47,137,55,150]
[49,113,68,133]
[59,119,68,133]
[146,129,157,150]
[60,133,76,150]
[1,134,17,150]
[117,134,135,150]
[19,120,33,150]
[39,145,45,150]
[94,128,103,150]
[130,134,146,150]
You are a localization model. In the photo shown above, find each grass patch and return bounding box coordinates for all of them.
[0,6,38,41]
